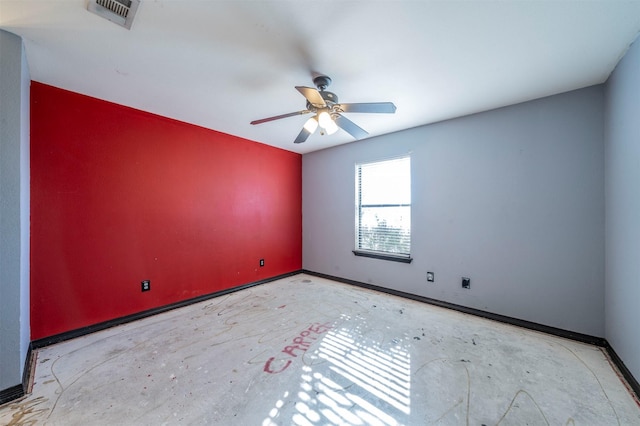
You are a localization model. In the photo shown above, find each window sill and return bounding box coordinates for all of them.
[352,250,413,263]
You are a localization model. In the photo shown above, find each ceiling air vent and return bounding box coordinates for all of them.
[87,0,140,30]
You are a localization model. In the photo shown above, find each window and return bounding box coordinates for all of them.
[354,155,411,263]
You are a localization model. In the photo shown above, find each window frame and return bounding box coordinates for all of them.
[353,155,412,263]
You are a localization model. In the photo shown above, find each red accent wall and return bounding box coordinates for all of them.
[30,82,302,340]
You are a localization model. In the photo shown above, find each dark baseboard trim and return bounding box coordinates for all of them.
[0,384,24,406]
[23,343,36,395]
[302,269,639,401]
[603,341,640,402]
[0,345,35,407]
[32,270,302,350]
[303,270,605,346]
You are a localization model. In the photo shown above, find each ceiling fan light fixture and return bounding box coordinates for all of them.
[324,118,339,135]
[318,110,332,129]
[303,116,318,133]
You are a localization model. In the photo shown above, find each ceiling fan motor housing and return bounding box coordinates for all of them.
[321,91,338,105]
[306,91,338,111]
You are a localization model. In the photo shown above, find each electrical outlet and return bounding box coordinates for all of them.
[259,259,264,267]
[427,272,435,282]
[462,277,470,289]
[141,280,150,292]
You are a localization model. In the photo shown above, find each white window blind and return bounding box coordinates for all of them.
[355,156,411,258]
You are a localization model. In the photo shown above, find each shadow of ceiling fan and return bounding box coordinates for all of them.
[250,75,397,144]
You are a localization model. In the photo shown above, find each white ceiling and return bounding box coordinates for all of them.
[2,1,640,154]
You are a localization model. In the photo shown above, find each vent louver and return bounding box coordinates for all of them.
[87,0,140,30]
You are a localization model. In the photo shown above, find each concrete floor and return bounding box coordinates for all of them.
[2,274,639,425]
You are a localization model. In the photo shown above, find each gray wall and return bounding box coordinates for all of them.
[605,37,640,381]
[0,29,30,392]
[303,86,605,337]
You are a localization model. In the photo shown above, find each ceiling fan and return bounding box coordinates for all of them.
[250,75,397,144]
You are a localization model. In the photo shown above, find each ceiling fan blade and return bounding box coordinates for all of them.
[334,114,368,140]
[294,127,313,144]
[250,110,311,125]
[295,86,326,108]
[336,102,397,114]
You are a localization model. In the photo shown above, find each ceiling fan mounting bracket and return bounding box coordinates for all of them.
[313,75,332,91]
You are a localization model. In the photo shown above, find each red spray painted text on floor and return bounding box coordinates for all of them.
[263,322,333,374]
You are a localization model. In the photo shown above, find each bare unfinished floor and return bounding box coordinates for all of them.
[2,274,639,425]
